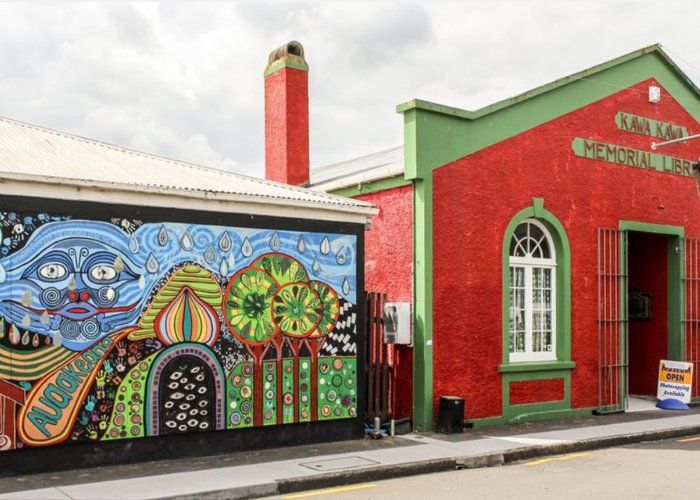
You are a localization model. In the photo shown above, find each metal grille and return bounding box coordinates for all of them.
[684,237,700,400]
[365,291,392,423]
[597,228,628,413]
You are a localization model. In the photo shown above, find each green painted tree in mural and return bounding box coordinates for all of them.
[304,280,340,421]
[223,266,280,426]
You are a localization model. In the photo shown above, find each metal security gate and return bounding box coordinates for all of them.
[365,291,392,424]
[684,237,700,401]
[598,228,628,413]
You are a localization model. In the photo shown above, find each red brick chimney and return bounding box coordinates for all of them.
[264,41,309,186]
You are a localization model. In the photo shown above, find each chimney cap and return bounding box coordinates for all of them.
[268,41,306,66]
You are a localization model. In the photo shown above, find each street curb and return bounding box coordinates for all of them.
[156,482,278,500]
[254,425,700,499]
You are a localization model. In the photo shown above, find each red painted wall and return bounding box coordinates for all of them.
[358,185,414,419]
[510,379,564,405]
[433,79,700,419]
[628,231,668,395]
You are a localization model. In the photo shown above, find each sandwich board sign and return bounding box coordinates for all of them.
[657,360,693,406]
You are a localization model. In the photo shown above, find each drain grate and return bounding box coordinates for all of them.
[299,456,380,472]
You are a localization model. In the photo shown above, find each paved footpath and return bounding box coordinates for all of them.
[1,407,699,500]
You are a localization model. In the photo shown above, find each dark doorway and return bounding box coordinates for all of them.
[158,355,216,435]
[627,231,668,397]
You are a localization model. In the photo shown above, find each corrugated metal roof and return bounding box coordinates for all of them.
[309,146,404,192]
[0,115,377,220]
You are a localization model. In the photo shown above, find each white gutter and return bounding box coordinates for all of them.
[0,174,378,225]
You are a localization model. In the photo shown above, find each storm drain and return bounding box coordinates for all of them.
[300,456,380,472]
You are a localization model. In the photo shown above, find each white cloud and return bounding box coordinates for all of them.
[0,2,699,179]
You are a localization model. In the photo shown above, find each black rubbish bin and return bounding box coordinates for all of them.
[436,396,464,434]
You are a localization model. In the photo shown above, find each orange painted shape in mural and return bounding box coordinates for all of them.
[17,329,132,447]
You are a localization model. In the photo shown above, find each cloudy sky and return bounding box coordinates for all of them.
[1,2,699,178]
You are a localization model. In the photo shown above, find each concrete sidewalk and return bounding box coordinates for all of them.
[2,405,700,500]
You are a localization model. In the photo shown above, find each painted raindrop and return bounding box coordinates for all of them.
[129,234,140,254]
[228,253,235,267]
[312,258,321,274]
[21,289,33,308]
[181,230,194,251]
[0,262,6,284]
[320,237,331,255]
[113,255,125,273]
[8,325,19,345]
[220,258,229,277]
[204,244,217,264]
[146,253,159,274]
[21,331,29,345]
[158,225,169,246]
[53,332,62,347]
[219,232,232,252]
[241,238,253,258]
[68,278,77,291]
[32,333,39,347]
[40,311,50,325]
[21,314,30,329]
[335,246,347,265]
[269,232,281,251]
[138,275,146,289]
[342,277,351,295]
[297,235,306,254]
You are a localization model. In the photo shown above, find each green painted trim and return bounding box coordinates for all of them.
[498,361,575,373]
[571,138,695,178]
[329,175,412,198]
[504,407,595,424]
[502,369,571,418]
[501,201,572,419]
[619,221,685,403]
[668,236,683,360]
[397,45,699,122]
[619,221,685,237]
[412,177,433,432]
[398,47,700,178]
[264,57,308,77]
[467,415,510,427]
[468,407,595,427]
[501,200,572,365]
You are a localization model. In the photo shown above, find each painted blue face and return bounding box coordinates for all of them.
[0,221,149,351]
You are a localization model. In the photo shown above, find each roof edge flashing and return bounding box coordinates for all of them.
[396,44,685,123]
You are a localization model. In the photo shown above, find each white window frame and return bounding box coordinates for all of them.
[509,219,557,363]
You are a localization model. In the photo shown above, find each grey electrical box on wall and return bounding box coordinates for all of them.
[383,302,412,345]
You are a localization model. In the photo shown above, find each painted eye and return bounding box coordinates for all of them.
[38,263,68,280]
[89,265,117,281]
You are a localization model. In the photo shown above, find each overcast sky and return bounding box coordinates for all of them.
[1,2,699,178]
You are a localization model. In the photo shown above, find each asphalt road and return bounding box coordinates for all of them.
[264,435,700,500]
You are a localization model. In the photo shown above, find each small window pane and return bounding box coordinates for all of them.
[514,331,525,352]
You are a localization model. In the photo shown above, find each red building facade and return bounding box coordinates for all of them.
[314,45,700,430]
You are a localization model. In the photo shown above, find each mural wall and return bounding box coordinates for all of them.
[0,209,358,450]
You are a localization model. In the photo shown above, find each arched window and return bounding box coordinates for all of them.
[509,219,556,362]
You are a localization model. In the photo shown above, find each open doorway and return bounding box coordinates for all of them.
[626,230,682,410]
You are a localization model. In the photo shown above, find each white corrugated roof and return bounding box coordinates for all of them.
[309,146,404,192]
[0,115,377,222]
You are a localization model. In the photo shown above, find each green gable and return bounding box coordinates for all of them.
[398,44,700,180]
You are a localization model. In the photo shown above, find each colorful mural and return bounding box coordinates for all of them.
[0,211,358,450]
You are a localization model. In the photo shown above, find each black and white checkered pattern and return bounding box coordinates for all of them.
[321,299,356,356]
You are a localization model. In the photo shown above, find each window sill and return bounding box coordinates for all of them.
[498,360,575,373]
